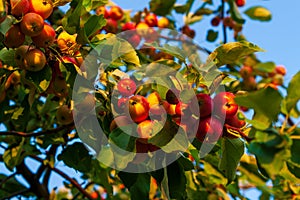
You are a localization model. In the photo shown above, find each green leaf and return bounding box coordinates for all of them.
[234,87,283,130]
[149,0,176,16]
[291,137,300,164]
[0,48,16,66]
[57,142,93,172]
[83,0,108,12]
[109,125,137,152]
[207,41,265,67]
[253,61,276,73]
[245,6,272,22]
[227,0,245,24]
[177,155,194,171]
[174,4,188,14]
[145,42,186,62]
[287,161,300,179]
[219,138,244,184]
[284,71,300,113]
[167,161,187,199]
[193,8,213,16]
[3,140,25,171]
[206,29,218,42]
[62,0,84,34]
[25,65,52,93]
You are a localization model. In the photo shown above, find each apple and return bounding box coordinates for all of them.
[275,66,286,76]
[196,116,223,143]
[211,16,221,27]
[5,71,21,90]
[28,0,53,19]
[137,120,154,143]
[196,93,212,118]
[132,140,149,164]
[136,22,150,37]
[175,102,190,117]
[56,105,73,125]
[157,17,169,28]
[57,31,77,52]
[127,34,141,47]
[121,22,136,31]
[272,74,284,86]
[95,6,109,18]
[243,76,257,90]
[240,65,253,79]
[20,12,44,36]
[181,25,195,38]
[223,17,234,28]
[225,112,246,128]
[162,101,176,116]
[113,97,128,114]
[31,23,55,48]
[126,95,150,123]
[109,6,123,21]
[145,13,158,27]
[15,45,31,68]
[117,78,136,97]
[23,48,46,72]
[109,115,132,132]
[236,0,246,7]
[52,75,68,97]
[213,92,238,119]
[3,25,25,48]
[103,18,118,33]
[166,89,180,105]
[10,0,30,17]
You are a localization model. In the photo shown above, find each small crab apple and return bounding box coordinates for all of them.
[175,102,190,117]
[117,78,137,96]
[15,45,31,68]
[23,48,46,72]
[20,12,44,36]
[213,92,238,119]
[109,115,132,132]
[109,6,123,21]
[243,76,257,90]
[114,97,128,114]
[240,65,253,79]
[103,18,118,33]
[223,16,234,27]
[157,17,169,28]
[166,89,180,105]
[275,65,286,76]
[181,25,195,38]
[162,101,177,116]
[236,0,246,7]
[121,22,136,31]
[196,116,223,143]
[147,92,165,116]
[95,6,109,18]
[126,95,150,123]
[10,0,30,17]
[225,112,246,128]
[137,120,154,143]
[4,25,25,48]
[31,23,56,48]
[127,34,141,47]
[56,105,73,125]
[28,0,53,19]
[272,74,284,86]
[145,13,158,27]
[136,22,151,37]
[57,31,77,52]
[211,16,221,27]
[196,93,212,118]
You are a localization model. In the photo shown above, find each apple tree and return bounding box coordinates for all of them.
[0,0,299,199]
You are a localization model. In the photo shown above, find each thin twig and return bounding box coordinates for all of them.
[0,189,30,200]
[0,172,17,188]
[221,0,227,44]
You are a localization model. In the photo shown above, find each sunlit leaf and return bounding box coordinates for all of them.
[245,6,272,22]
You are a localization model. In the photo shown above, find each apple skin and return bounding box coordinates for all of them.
[121,22,136,31]
[196,93,212,118]
[145,13,158,27]
[57,31,77,52]
[166,89,180,105]
[31,23,56,48]
[213,92,238,119]
[103,18,118,33]
[10,0,30,17]
[114,97,128,114]
[275,66,286,76]
[126,95,150,123]
[240,65,253,79]
[211,16,221,27]
[95,6,109,18]
[117,78,136,97]
[137,120,154,143]
[4,25,25,48]
[109,6,123,21]
[196,116,223,143]
[23,48,46,72]
[127,34,141,47]
[236,0,246,7]
[20,12,44,36]
[162,101,176,116]
[157,17,169,28]
[56,105,73,125]
[225,112,246,128]
[136,22,150,37]
[28,0,53,19]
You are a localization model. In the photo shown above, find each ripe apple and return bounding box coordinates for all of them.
[240,65,253,79]
[175,102,190,117]
[103,18,118,33]
[223,17,234,27]
[57,31,77,52]
[4,24,25,48]
[162,100,176,116]
[109,6,123,21]
[31,23,55,48]
[166,89,180,105]
[126,95,150,123]
[15,45,31,68]
[211,16,221,27]
[95,6,109,18]
[127,34,141,47]
[121,22,136,31]
[5,71,21,90]
[196,93,212,118]
[236,0,246,7]
[181,25,195,38]
[137,120,154,143]
[243,76,257,90]
[28,0,53,19]
[275,66,286,76]
[225,112,246,128]
[10,0,30,17]
[157,17,169,28]
[109,115,132,132]
[117,78,137,96]
[23,48,46,72]
[196,116,223,143]
[145,13,158,27]
[136,22,150,37]
[56,105,73,125]
[213,92,238,119]
[20,12,44,36]
[272,74,284,86]
[114,97,128,114]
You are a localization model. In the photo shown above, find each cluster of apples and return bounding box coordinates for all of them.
[240,65,286,91]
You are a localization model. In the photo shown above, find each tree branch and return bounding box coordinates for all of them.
[29,155,94,200]
[0,189,30,200]
[0,172,17,188]
[221,0,227,44]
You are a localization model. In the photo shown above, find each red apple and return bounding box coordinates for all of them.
[211,16,221,27]
[126,95,150,123]
[122,22,136,31]
[4,24,25,48]
[166,89,180,105]
[10,0,30,17]
[20,12,44,36]
[145,13,158,27]
[31,23,55,48]
[213,92,238,119]
[196,93,212,118]
[240,65,253,79]
[117,78,137,97]
[23,48,46,72]
[103,18,118,33]
[225,112,246,128]
[236,0,246,7]
[95,6,109,18]
[275,66,286,76]
[137,120,154,143]
[28,0,53,19]
[196,116,223,143]
[109,6,123,21]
